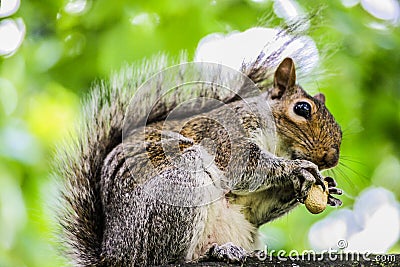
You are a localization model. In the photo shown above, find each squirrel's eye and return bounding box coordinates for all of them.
[293,102,312,119]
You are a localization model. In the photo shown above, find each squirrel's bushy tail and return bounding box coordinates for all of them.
[55,55,182,266]
[56,84,125,265]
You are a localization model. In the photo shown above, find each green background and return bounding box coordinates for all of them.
[1,0,399,266]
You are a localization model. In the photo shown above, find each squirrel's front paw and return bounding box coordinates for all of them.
[205,242,248,263]
[291,159,325,202]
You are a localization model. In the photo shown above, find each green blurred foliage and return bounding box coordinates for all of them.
[0,0,399,266]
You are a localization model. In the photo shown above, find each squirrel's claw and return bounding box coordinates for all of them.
[327,195,343,207]
[315,177,326,192]
[324,176,342,195]
[324,176,343,206]
[205,242,248,263]
[298,197,305,204]
[324,176,337,187]
[324,176,342,207]
[328,187,343,195]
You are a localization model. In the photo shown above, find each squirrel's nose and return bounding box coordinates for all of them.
[319,147,339,170]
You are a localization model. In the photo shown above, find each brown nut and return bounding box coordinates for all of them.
[305,181,329,214]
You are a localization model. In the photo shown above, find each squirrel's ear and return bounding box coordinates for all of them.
[313,93,326,104]
[272,58,296,99]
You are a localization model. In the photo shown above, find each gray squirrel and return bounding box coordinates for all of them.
[55,26,343,266]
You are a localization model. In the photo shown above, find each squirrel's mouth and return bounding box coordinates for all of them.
[319,147,340,170]
[290,147,340,171]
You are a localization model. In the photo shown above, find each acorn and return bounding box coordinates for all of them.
[305,181,329,214]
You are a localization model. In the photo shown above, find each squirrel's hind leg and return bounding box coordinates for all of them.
[202,242,248,263]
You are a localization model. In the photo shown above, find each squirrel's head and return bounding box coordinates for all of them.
[268,58,342,170]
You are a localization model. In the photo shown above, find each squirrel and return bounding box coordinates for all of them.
[55,27,343,266]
